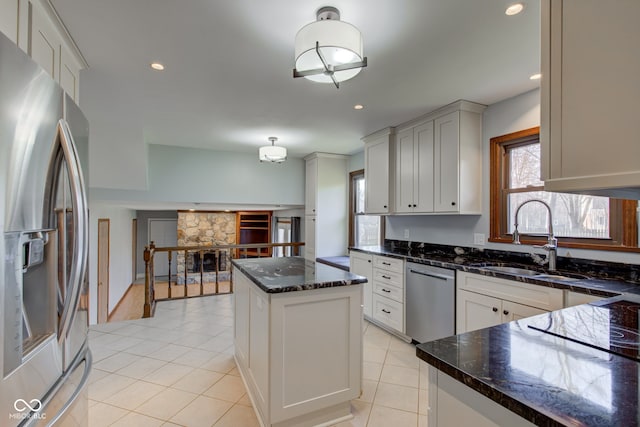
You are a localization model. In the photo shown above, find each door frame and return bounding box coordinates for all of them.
[97,218,110,323]
[132,218,137,280]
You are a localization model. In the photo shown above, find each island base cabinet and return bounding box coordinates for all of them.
[428,367,535,427]
[233,267,362,427]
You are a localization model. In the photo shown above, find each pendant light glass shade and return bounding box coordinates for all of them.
[259,137,287,163]
[295,20,364,83]
[293,7,367,88]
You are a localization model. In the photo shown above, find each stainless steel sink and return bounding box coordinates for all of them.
[476,265,590,281]
[481,265,540,276]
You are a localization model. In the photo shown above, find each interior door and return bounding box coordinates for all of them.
[97,219,109,323]
[149,219,177,277]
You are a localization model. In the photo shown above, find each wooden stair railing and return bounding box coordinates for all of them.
[143,242,305,317]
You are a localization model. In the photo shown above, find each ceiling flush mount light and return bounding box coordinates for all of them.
[293,6,367,89]
[353,104,364,110]
[529,73,542,80]
[259,137,287,163]
[505,3,525,16]
[150,62,165,71]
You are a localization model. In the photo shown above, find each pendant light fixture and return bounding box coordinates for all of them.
[259,137,287,163]
[293,6,367,89]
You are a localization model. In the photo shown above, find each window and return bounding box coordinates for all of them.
[490,127,638,251]
[349,170,384,247]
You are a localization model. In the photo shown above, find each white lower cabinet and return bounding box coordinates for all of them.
[372,294,403,332]
[349,251,373,318]
[233,267,362,427]
[303,216,316,261]
[456,272,563,334]
[371,255,405,334]
[428,367,535,427]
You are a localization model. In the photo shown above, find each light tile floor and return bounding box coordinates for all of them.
[88,295,429,427]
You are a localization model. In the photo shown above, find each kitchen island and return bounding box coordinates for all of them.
[231,257,366,427]
[417,294,640,426]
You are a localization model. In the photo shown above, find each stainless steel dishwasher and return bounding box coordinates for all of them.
[406,262,455,343]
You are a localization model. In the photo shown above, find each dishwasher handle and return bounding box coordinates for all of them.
[409,269,453,281]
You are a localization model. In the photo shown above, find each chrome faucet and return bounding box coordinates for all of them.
[512,199,558,271]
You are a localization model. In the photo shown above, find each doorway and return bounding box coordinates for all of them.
[148,219,177,277]
[97,218,110,323]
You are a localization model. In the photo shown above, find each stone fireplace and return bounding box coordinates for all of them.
[176,212,236,283]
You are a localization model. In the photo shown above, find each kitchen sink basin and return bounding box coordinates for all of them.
[474,264,590,281]
[481,265,540,276]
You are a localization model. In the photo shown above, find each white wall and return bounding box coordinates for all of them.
[88,202,136,324]
[385,89,640,265]
[91,144,305,207]
[349,150,364,172]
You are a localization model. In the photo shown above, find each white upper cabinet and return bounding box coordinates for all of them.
[391,100,485,215]
[395,122,434,213]
[541,0,640,199]
[29,1,60,79]
[363,128,394,215]
[0,0,19,43]
[304,153,348,259]
[3,0,86,103]
[434,108,484,213]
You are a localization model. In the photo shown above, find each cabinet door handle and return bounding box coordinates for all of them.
[413,204,417,207]
[381,288,391,293]
[383,205,388,209]
[408,204,411,208]
[503,310,510,316]
[492,307,498,312]
[451,202,456,206]
[382,275,391,279]
[367,260,371,263]
[382,309,391,314]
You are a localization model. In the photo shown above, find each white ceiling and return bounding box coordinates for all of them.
[50,0,540,160]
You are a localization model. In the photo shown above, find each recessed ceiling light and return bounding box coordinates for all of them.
[150,62,165,71]
[505,3,524,15]
[529,73,542,80]
[354,104,364,110]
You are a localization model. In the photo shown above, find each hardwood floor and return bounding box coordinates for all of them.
[108,280,232,323]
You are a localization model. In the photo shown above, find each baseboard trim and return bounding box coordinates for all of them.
[108,283,135,322]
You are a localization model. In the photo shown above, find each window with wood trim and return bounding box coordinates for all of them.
[349,170,384,247]
[489,127,638,252]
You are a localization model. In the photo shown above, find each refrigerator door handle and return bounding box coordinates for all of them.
[56,119,89,342]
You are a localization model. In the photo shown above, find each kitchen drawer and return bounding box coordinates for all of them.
[372,294,404,333]
[373,281,403,303]
[372,268,403,289]
[373,255,404,274]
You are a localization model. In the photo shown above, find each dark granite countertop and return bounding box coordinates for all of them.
[231,256,366,293]
[315,256,350,272]
[416,294,640,426]
[351,242,640,298]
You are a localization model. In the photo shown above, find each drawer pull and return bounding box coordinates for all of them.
[492,307,498,312]
[382,275,391,279]
[381,288,391,293]
[382,309,391,314]
[382,262,391,266]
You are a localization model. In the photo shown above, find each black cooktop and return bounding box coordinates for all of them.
[527,298,640,361]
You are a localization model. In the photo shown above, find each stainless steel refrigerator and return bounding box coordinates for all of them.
[0,31,91,426]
